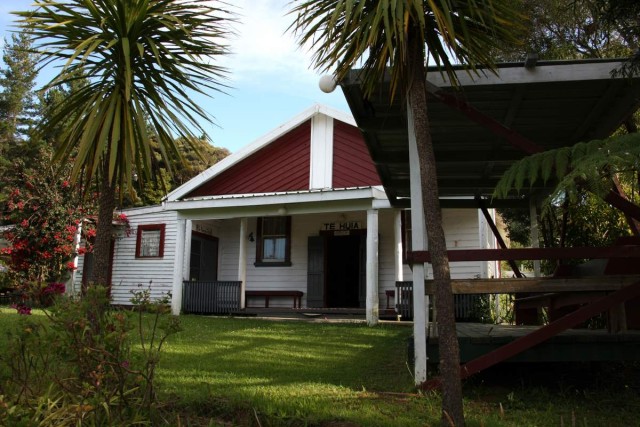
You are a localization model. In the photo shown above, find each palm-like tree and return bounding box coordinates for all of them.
[289,1,523,425]
[16,0,232,285]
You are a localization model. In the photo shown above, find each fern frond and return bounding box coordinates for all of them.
[555,147,571,180]
[541,150,556,184]
[513,160,528,192]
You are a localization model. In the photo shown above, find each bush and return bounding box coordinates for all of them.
[0,285,180,426]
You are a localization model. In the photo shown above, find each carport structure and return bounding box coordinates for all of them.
[339,58,640,387]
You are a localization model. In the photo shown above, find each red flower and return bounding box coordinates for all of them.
[66,261,77,271]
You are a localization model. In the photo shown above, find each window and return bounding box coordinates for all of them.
[255,216,291,266]
[135,224,165,258]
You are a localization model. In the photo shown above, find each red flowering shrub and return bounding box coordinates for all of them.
[1,149,96,310]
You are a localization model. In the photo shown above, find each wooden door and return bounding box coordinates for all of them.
[307,235,324,307]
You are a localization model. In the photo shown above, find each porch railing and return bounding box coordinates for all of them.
[182,281,241,314]
[395,281,482,321]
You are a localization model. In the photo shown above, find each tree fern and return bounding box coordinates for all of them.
[494,132,640,200]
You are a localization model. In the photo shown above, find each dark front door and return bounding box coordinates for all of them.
[307,236,325,307]
[326,234,362,308]
[189,232,218,281]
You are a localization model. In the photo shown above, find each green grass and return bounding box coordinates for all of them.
[157,316,429,426]
[2,308,640,426]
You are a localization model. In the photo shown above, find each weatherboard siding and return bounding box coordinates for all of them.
[214,209,486,308]
[73,208,178,306]
[110,209,178,305]
[332,121,382,188]
[185,121,312,197]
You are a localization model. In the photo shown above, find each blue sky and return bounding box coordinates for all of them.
[0,0,350,153]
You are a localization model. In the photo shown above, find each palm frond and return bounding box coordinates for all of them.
[15,0,235,193]
[288,0,526,100]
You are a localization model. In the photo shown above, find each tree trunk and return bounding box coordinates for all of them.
[90,158,116,287]
[407,35,464,426]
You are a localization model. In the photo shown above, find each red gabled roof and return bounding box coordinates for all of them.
[185,121,311,198]
[332,121,382,188]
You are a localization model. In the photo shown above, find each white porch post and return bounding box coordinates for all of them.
[171,218,187,315]
[408,103,429,384]
[182,220,193,281]
[394,209,404,283]
[239,217,248,309]
[529,198,541,277]
[366,208,379,326]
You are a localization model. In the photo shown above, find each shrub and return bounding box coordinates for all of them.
[0,285,180,425]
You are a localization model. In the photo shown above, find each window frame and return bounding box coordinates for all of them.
[254,216,292,267]
[135,224,166,258]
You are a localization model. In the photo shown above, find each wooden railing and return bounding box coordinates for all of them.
[395,281,481,321]
[182,281,241,314]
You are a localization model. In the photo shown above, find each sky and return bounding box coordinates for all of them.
[0,0,351,153]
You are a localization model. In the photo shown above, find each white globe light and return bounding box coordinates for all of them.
[318,75,337,93]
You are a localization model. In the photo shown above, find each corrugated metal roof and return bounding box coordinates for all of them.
[181,186,379,202]
[341,59,640,206]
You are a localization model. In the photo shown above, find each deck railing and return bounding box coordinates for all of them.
[182,281,241,314]
[395,281,482,321]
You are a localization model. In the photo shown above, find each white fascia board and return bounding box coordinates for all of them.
[174,199,377,221]
[428,60,627,88]
[165,187,381,212]
[166,104,356,202]
[117,204,165,216]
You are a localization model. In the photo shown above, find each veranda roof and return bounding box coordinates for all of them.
[340,59,640,208]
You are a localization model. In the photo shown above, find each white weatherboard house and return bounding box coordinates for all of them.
[73,104,498,323]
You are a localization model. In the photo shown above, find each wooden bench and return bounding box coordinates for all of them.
[246,290,303,309]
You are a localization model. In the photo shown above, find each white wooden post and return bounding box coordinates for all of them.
[171,218,187,315]
[239,217,248,309]
[530,198,541,277]
[394,209,404,284]
[407,103,429,384]
[366,208,379,326]
[182,220,193,281]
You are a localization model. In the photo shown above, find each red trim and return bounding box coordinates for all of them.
[255,216,292,267]
[135,224,166,258]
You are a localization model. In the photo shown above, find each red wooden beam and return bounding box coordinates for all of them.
[427,84,544,155]
[409,246,640,263]
[420,279,640,390]
[605,189,640,223]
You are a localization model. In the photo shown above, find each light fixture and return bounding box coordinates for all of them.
[248,232,255,242]
[319,74,337,93]
[277,206,287,216]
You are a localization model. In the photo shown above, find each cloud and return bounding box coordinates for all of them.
[220,0,323,91]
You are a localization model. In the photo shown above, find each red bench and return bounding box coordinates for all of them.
[246,290,303,309]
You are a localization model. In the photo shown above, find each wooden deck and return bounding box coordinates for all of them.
[426,322,640,364]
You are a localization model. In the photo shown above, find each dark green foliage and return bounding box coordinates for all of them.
[0,31,39,145]
[0,30,41,207]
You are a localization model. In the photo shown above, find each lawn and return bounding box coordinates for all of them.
[2,309,640,426]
